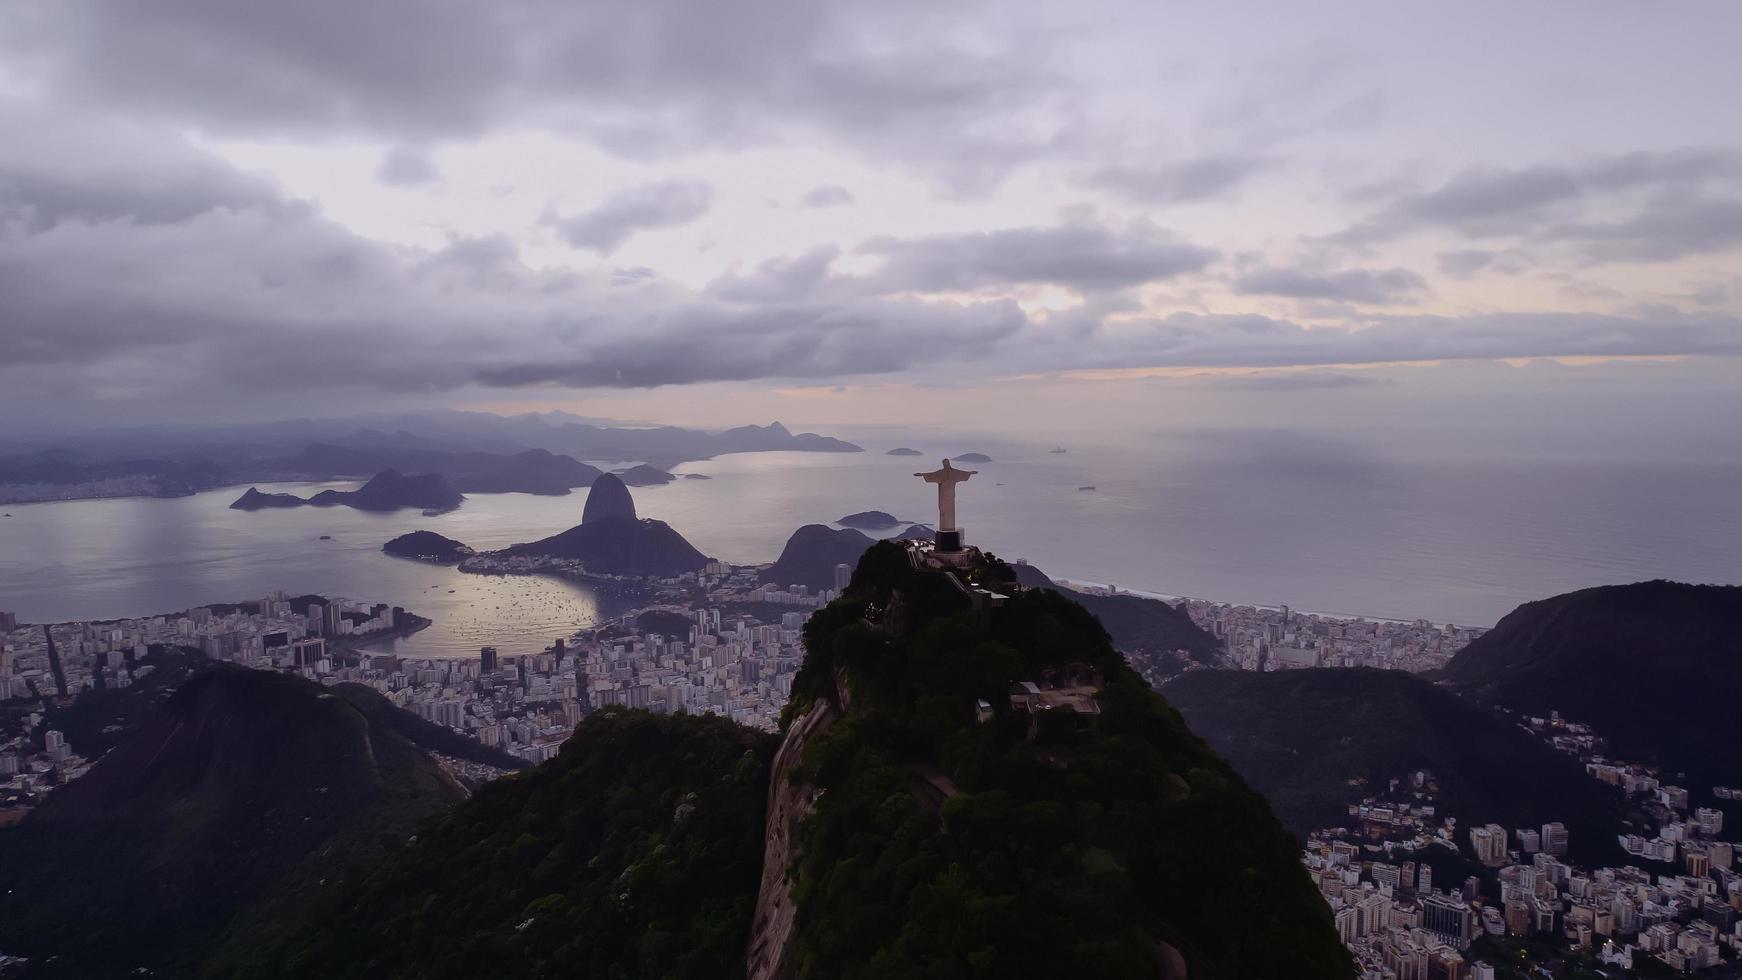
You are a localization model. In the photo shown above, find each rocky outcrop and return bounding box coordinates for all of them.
[747,669,850,980]
[581,471,637,524]
[382,530,474,564]
[229,487,304,510]
[746,698,837,980]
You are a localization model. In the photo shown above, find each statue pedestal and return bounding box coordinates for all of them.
[936,529,964,552]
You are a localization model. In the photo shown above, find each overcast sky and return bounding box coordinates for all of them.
[2,0,1739,439]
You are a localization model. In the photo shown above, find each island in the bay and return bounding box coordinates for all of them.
[475,472,710,579]
[231,470,464,514]
[0,414,863,505]
[382,530,475,564]
[612,463,677,486]
[952,451,993,463]
[885,447,923,456]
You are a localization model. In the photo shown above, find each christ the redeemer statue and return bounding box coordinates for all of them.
[916,459,975,550]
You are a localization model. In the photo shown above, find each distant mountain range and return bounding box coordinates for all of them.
[0,415,862,504]
[284,443,602,495]
[231,469,464,513]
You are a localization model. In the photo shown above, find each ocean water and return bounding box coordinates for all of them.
[2,439,1739,658]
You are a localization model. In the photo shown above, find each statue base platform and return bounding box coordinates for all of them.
[935,529,964,552]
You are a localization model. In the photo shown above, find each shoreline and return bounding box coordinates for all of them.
[1,565,1487,635]
[344,614,433,654]
[1049,576,1489,631]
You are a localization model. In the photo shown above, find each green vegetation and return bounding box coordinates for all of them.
[1066,590,1223,665]
[238,708,775,980]
[778,541,1350,978]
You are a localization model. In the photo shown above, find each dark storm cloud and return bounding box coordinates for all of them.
[0,0,1057,186]
[471,298,1027,388]
[1231,265,1427,304]
[797,185,855,208]
[376,146,440,187]
[860,224,1218,294]
[0,123,1031,398]
[1338,148,1742,255]
[1084,155,1271,204]
[544,179,715,253]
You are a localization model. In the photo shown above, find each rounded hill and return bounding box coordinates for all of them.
[581,471,637,524]
[761,540,1350,977]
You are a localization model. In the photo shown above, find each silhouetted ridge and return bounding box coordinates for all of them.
[289,443,602,495]
[0,666,464,978]
[229,486,303,510]
[234,709,775,980]
[759,524,873,590]
[233,469,464,512]
[837,510,900,528]
[310,469,462,512]
[1166,667,1625,864]
[1066,590,1222,665]
[1445,580,1742,785]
